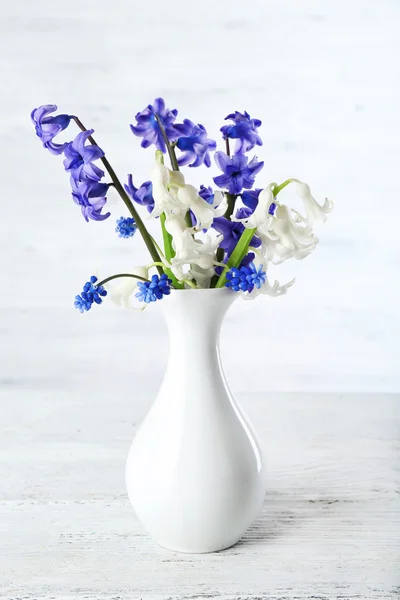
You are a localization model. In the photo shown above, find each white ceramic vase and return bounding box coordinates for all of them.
[125,288,266,553]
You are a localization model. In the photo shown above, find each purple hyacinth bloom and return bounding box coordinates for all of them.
[269,202,277,215]
[212,216,261,257]
[220,111,262,154]
[174,119,217,168]
[136,274,172,303]
[130,98,178,153]
[198,185,214,204]
[213,151,264,195]
[124,176,155,214]
[31,104,72,154]
[71,177,110,222]
[63,130,105,182]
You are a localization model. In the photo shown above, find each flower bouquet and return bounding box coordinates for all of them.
[31,98,332,308]
[31,98,333,554]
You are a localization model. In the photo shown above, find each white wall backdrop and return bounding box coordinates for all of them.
[1,0,399,393]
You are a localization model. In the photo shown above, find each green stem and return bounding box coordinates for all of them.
[272,178,293,196]
[214,180,293,288]
[154,114,179,171]
[73,117,163,275]
[209,247,225,288]
[215,228,255,288]
[96,273,150,288]
[160,212,176,260]
[154,113,192,228]
[224,192,237,221]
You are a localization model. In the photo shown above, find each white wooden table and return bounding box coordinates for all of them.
[2,353,399,599]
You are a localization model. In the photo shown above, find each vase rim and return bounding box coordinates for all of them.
[169,287,234,294]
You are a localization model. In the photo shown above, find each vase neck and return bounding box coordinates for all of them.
[158,289,237,402]
[160,289,237,345]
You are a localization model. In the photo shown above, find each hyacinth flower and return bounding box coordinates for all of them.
[130,98,178,153]
[63,129,105,182]
[220,111,262,154]
[124,176,155,214]
[174,119,217,167]
[31,104,72,154]
[31,103,163,278]
[233,180,333,264]
[213,151,264,195]
[212,215,261,258]
[198,185,214,204]
[71,178,110,222]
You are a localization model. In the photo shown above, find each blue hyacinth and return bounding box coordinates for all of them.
[115,216,137,238]
[31,104,72,155]
[124,176,155,214]
[74,275,107,312]
[174,119,216,168]
[130,98,178,153]
[213,151,264,195]
[136,274,172,303]
[225,263,267,294]
[220,111,262,154]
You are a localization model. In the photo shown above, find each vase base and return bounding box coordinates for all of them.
[156,535,242,554]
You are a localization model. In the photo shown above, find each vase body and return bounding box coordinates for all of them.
[125,288,266,553]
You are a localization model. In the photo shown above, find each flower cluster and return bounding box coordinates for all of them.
[225,263,267,293]
[116,216,137,238]
[74,276,107,312]
[31,97,333,314]
[124,176,155,213]
[136,274,172,303]
[31,105,72,154]
[213,152,264,195]
[31,105,110,222]
[221,111,262,154]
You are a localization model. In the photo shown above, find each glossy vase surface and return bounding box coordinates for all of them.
[125,288,266,553]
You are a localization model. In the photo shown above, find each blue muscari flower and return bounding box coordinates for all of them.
[74,275,107,312]
[135,274,172,303]
[63,129,105,182]
[214,251,255,277]
[225,263,266,293]
[71,177,110,222]
[130,98,178,153]
[198,185,214,204]
[174,119,217,168]
[116,216,137,238]
[124,176,155,213]
[212,215,261,257]
[31,104,72,155]
[213,151,264,195]
[220,111,262,154]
